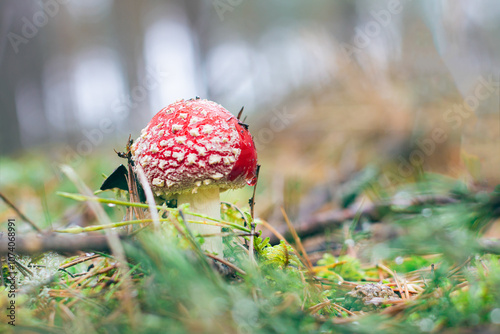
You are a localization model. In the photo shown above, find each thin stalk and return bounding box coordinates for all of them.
[206,253,247,276]
[0,191,42,233]
[56,218,251,234]
[281,207,313,271]
[248,165,260,265]
[57,192,248,231]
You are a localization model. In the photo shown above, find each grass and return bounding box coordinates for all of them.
[0,152,500,333]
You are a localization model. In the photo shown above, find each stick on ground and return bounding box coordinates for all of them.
[0,191,43,233]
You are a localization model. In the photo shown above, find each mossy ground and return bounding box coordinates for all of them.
[0,152,499,333]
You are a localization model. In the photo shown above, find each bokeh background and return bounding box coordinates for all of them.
[1,0,499,230]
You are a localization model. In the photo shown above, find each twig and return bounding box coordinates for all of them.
[249,165,260,220]
[281,207,313,271]
[126,153,147,224]
[0,233,124,255]
[206,253,247,276]
[59,254,101,269]
[264,195,459,244]
[248,165,261,265]
[0,192,43,233]
[308,300,331,314]
[402,275,410,299]
[447,257,472,278]
[14,259,33,277]
[114,135,145,226]
[479,239,500,254]
[260,219,287,242]
[259,219,313,273]
[200,232,255,238]
[57,268,75,278]
[332,302,356,316]
[56,217,251,234]
[311,261,347,274]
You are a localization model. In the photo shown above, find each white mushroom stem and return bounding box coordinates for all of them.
[177,187,223,256]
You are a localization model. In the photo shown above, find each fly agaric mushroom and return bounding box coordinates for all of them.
[131,98,258,255]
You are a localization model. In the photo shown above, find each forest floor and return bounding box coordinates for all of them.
[0,145,499,333]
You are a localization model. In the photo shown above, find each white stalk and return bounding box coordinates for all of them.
[177,187,223,256]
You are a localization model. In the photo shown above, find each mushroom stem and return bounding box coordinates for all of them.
[178,187,223,256]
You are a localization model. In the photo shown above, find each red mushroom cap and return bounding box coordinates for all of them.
[131,99,258,194]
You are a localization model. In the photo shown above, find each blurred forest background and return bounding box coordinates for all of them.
[1,0,499,225]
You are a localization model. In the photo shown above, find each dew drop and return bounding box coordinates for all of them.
[246,175,257,186]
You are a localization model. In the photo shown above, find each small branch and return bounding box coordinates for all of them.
[0,233,120,255]
[478,239,500,254]
[200,232,256,238]
[249,165,260,220]
[248,165,261,264]
[127,161,146,223]
[206,253,247,276]
[264,195,459,244]
[258,219,310,271]
[447,257,472,278]
[56,218,251,234]
[0,191,43,233]
[59,253,101,269]
[259,219,287,243]
[281,207,313,271]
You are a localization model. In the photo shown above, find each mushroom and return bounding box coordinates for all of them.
[130,98,258,255]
